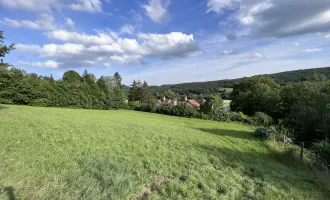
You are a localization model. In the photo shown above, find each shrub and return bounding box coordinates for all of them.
[229,112,254,124]
[253,112,273,127]
[312,140,330,170]
[128,101,142,110]
[172,103,199,118]
[156,104,175,115]
[254,127,277,140]
[209,110,230,122]
[140,103,156,113]
[29,98,49,107]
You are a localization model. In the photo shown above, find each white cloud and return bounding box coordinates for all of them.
[0,0,59,12]
[253,52,264,58]
[18,60,62,68]
[69,0,103,13]
[16,30,200,68]
[209,0,330,38]
[222,50,234,55]
[0,13,55,30]
[206,0,238,13]
[65,18,75,29]
[46,30,200,58]
[0,0,103,13]
[142,0,170,23]
[304,48,322,53]
[40,43,85,57]
[108,54,142,65]
[46,30,115,45]
[138,32,200,58]
[120,24,135,35]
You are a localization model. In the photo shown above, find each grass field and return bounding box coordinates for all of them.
[1,105,329,199]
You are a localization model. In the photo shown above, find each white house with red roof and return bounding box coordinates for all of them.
[156,96,200,108]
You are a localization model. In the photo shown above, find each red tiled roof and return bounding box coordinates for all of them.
[187,99,200,108]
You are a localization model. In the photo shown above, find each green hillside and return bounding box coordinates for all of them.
[151,67,330,96]
[1,105,329,199]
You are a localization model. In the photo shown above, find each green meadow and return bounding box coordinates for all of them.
[0,105,329,199]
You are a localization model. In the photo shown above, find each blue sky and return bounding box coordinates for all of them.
[1,0,330,85]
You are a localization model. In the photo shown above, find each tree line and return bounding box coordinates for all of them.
[230,76,330,144]
[150,67,330,99]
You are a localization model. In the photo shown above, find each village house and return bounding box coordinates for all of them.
[156,96,201,108]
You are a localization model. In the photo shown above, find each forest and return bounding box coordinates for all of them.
[150,67,330,98]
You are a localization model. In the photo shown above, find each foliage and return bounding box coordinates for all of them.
[252,112,273,127]
[62,70,81,83]
[156,104,175,115]
[228,112,254,124]
[287,82,330,143]
[163,89,179,99]
[312,140,330,170]
[200,95,224,114]
[172,103,199,118]
[1,67,126,110]
[150,67,330,98]
[230,76,281,119]
[254,127,278,140]
[128,80,153,104]
[0,30,15,59]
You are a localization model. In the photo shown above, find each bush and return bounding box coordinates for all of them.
[209,110,230,122]
[253,112,273,127]
[229,112,254,124]
[312,140,330,170]
[140,103,156,113]
[128,101,142,110]
[172,103,199,118]
[254,127,277,140]
[156,104,175,115]
[28,98,49,107]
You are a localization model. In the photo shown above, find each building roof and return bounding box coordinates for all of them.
[187,99,200,108]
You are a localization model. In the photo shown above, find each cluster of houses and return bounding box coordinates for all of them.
[156,96,202,108]
[155,96,231,112]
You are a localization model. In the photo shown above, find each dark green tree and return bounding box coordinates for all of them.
[200,95,224,114]
[114,72,122,88]
[164,89,178,99]
[62,70,81,83]
[141,81,153,103]
[128,80,139,102]
[230,76,281,119]
[82,69,96,84]
[0,31,15,103]
[49,74,56,86]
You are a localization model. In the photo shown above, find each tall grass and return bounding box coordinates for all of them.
[0,105,329,199]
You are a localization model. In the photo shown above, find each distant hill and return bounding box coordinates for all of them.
[150,67,330,97]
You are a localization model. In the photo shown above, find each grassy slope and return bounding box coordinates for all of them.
[0,105,329,200]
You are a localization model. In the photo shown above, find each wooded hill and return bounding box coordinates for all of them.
[150,67,330,96]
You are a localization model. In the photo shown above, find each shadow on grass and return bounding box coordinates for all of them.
[199,144,330,199]
[196,128,254,140]
[0,186,17,200]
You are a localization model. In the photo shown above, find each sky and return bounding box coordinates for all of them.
[1,0,330,85]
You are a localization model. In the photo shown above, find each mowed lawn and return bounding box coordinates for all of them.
[0,105,329,200]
